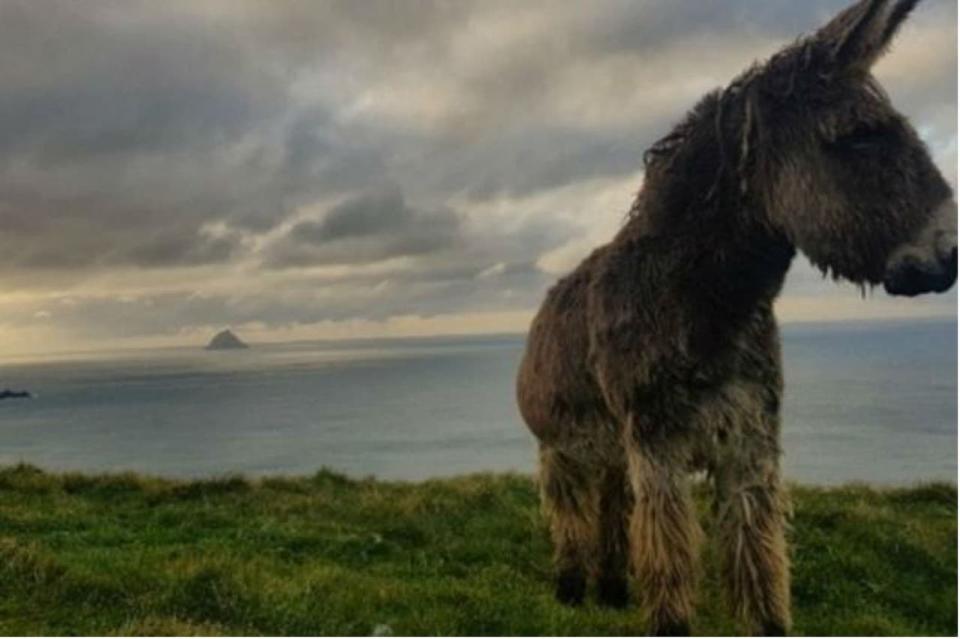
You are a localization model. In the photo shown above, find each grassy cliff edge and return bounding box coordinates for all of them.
[0,464,955,636]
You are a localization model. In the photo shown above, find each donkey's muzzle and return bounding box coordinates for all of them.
[883,246,957,296]
[884,200,958,297]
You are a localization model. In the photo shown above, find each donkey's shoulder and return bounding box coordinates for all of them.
[586,233,694,309]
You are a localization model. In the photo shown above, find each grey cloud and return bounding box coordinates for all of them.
[279,109,395,198]
[0,3,284,162]
[296,187,412,241]
[0,7,284,271]
[105,229,245,269]
[0,184,253,271]
[266,187,462,268]
[436,125,645,201]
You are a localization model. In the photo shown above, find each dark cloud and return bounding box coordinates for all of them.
[265,187,461,267]
[296,187,414,241]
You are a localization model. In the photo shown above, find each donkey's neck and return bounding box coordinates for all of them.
[620,87,796,311]
[618,184,796,311]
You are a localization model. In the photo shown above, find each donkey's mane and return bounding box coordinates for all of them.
[633,37,830,221]
[641,94,720,176]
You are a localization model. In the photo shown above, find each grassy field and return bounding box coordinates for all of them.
[0,464,955,636]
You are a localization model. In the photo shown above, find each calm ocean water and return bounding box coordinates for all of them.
[0,319,955,485]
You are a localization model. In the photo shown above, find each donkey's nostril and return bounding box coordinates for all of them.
[884,263,928,297]
[884,250,957,297]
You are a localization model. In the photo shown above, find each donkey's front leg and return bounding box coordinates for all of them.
[625,431,702,636]
[713,403,791,636]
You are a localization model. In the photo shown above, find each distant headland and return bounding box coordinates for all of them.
[205,329,249,350]
[0,389,31,400]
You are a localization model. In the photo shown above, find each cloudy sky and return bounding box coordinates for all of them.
[0,0,956,356]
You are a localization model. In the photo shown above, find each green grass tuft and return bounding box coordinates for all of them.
[0,466,954,635]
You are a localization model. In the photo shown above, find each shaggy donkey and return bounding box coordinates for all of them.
[516,0,956,635]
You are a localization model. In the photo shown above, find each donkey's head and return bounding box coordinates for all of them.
[740,0,955,296]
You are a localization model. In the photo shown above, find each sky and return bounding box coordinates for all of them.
[0,0,956,356]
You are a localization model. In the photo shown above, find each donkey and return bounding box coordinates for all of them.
[516,0,956,635]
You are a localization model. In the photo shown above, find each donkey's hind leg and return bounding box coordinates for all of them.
[625,436,702,635]
[539,445,598,606]
[596,463,631,608]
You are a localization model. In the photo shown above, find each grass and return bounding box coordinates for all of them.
[0,464,955,636]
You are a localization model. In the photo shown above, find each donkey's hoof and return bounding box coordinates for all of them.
[596,575,630,608]
[554,569,586,606]
[759,621,787,636]
[649,620,690,636]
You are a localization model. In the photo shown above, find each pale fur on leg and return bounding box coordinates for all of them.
[626,443,702,631]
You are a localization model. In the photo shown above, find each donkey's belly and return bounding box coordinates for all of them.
[517,355,612,447]
[517,258,608,447]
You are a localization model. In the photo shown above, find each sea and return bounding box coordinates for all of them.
[0,319,955,486]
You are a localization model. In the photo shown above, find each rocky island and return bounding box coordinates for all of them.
[205,329,249,350]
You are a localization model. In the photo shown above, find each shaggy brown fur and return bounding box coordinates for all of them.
[516,1,956,635]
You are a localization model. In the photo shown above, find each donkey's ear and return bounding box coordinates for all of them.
[814,0,921,72]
